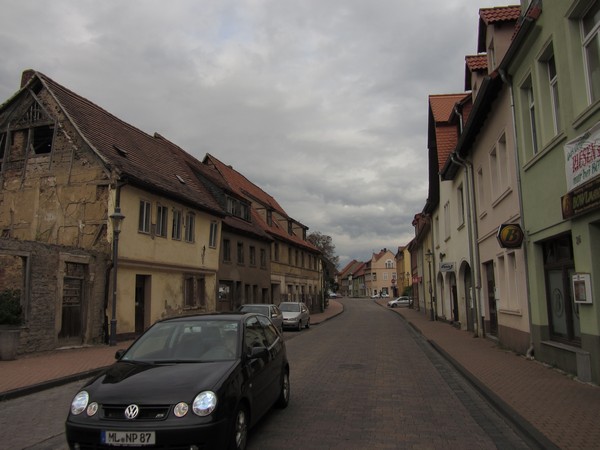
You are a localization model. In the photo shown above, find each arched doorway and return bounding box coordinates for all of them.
[461,263,474,332]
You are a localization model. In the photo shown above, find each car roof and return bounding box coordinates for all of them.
[240,303,276,307]
[158,312,252,324]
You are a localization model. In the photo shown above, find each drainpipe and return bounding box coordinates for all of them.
[450,152,482,337]
[500,68,535,359]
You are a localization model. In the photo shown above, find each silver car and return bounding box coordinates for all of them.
[387,296,413,308]
[239,304,283,333]
[279,302,310,331]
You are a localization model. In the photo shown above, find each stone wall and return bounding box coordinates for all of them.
[0,238,109,354]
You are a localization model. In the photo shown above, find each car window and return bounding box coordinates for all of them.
[280,303,300,312]
[256,315,278,347]
[244,316,268,354]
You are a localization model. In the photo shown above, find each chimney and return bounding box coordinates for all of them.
[20,69,36,88]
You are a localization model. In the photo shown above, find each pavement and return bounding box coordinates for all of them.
[1,298,599,450]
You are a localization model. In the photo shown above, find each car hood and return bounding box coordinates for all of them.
[83,360,237,403]
[281,311,301,319]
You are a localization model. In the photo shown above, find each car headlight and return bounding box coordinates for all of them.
[71,391,89,415]
[192,391,217,416]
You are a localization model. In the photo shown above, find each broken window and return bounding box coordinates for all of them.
[32,125,53,154]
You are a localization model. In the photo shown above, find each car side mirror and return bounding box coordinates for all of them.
[115,349,126,360]
[249,346,268,359]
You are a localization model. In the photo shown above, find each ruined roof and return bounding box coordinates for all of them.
[20,70,224,216]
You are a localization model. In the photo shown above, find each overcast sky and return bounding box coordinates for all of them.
[0,0,514,268]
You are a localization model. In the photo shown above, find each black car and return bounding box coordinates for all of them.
[65,312,290,450]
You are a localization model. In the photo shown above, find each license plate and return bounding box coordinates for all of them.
[102,430,155,446]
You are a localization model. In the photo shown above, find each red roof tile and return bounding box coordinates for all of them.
[479,5,521,24]
[466,55,488,72]
[429,93,467,123]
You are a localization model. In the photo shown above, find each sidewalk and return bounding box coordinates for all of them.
[1,298,599,449]
[375,299,600,450]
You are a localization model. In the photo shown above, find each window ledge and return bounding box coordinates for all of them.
[498,308,522,316]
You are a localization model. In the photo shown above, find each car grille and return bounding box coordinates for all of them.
[102,404,171,421]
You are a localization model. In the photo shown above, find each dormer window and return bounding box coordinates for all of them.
[288,220,293,235]
[226,196,251,221]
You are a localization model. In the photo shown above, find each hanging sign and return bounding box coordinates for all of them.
[496,223,524,249]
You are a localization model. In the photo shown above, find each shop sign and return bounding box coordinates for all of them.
[564,122,600,191]
[439,262,454,272]
[496,223,524,249]
[561,176,600,219]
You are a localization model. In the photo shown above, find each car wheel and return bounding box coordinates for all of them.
[305,318,310,329]
[297,321,302,331]
[276,370,290,408]
[229,404,249,450]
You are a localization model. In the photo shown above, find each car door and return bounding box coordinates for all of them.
[256,315,285,405]
[243,315,272,417]
[301,303,309,326]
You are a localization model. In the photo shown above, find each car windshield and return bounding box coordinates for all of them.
[121,320,240,363]
[279,303,300,312]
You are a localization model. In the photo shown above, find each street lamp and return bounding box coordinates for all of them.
[109,207,125,346]
[425,249,434,321]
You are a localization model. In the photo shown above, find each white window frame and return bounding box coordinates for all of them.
[581,1,600,103]
[138,200,151,234]
[184,212,195,243]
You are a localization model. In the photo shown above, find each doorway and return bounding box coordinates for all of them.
[135,275,150,335]
[485,262,498,336]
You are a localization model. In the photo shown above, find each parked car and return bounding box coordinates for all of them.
[387,296,413,308]
[380,293,390,298]
[238,303,283,333]
[65,312,290,450]
[279,302,310,331]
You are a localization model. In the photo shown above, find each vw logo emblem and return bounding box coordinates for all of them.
[124,404,139,420]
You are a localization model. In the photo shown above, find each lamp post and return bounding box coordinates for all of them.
[425,249,434,321]
[109,207,125,346]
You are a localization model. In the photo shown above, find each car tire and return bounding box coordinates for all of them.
[297,321,302,331]
[305,319,310,329]
[391,304,397,308]
[276,370,290,408]
[229,404,249,450]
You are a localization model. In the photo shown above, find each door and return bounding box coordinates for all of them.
[485,262,498,336]
[135,275,149,335]
[59,262,85,344]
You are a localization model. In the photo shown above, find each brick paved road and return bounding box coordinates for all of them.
[0,298,534,449]
[247,298,533,449]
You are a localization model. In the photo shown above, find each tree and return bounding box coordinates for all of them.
[307,231,339,268]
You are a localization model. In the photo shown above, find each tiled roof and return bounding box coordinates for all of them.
[429,93,467,123]
[466,55,488,72]
[479,5,521,24]
[27,71,224,215]
[429,93,470,172]
[204,154,288,217]
[203,153,319,253]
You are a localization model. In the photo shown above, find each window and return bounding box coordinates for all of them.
[172,209,182,240]
[138,200,151,233]
[32,125,54,155]
[185,212,195,243]
[527,83,538,154]
[477,167,486,213]
[260,248,267,268]
[582,1,600,103]
[249,246,256,266]
[184,276,206,308]
[223,239,231,262]
[490,134,509,199]
[443,201,451,240]
[543,235,579,344]
[383,272,388,281]
[156,205,168,238]
[547,54,561,134]
[237,242,244,264]
[385,260,393,269]
[457,185,465,227]
[209,221,218,248]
